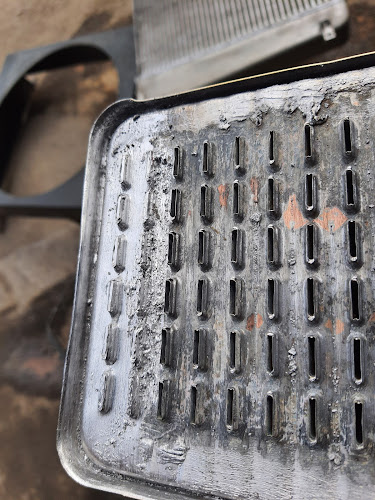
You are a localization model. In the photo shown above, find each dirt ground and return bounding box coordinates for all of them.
[0,0,373,499]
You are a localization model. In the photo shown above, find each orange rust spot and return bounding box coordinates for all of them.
[335,319,344,335]
[325,319,333,332]
[246,314,255,331]
[314,207,347,233]
[218,184,229,208]
[256,314,263,328]
[250,178,259,203]
[283,194,307,230]
[246,313,263,331]
[369,312,375,322]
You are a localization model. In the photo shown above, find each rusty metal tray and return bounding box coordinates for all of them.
[58,53,375,499]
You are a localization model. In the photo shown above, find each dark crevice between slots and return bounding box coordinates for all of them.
[309,397,317,441]
[351,279,360,321]
[269,131,275,164]
[267,334,274,373]
[355,401,363,445]
[308,336,316,379]
[157,382,164,419]
[190,386,197,424]
[344,118,352,154]
[348,221,357,261]
[353,338,362,382]
[305,124,312,158]
[307,278,315,319]
[266,395,274,436]
[160,329,167,364]
[173,146,181,179]
[227,388,234,427]
[268,227,274,263]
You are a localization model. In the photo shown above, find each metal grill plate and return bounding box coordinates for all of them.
[134,0,348,98]
[59,55,375,499]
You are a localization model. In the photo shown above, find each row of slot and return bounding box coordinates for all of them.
[164,276,364,324]
[98,168,132,414]
[167,220,362,272]
[161,327,367,385]
[157,381,365,447]
[169,169,360,226]
[171,119,358,182]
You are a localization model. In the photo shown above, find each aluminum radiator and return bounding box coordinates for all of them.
[134,0,348,98]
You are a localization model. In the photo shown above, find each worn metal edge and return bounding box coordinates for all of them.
[57,51,375,499]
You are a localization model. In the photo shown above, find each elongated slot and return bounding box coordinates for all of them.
[197,280,204,315]
[307,224,314,263]
[306,174,313,209]
[268,227,274,263]
[197,279,208,317]
[235,136,240,166]
[200,185,212,221]
[193,330,199,365]
[229,278,244,319]
[202,142,213,175]
[344,119,352,154]
[230,332,236,369]
[160,329,167,364]
[268,279,276,318]
[309,398,317,440]
[173,147,181,178]
[266,395,274,436]
[346,170,354,205]
[354,338,362,382]
[305,124,312,158]
[231,229,243,267]
[348,221,357,260]
[164,280,171,313]
[267,334,274,373]
[308,336,316,378]
[268,178,274,212]
[230,280,236,316]
[233,182,239,215]
[307,278,315,319]
[157,382,164,419]
[227,388,234,427]
[200,186,206,216]
[351,279,360,320]
[168,232,174,263]
[198,229,209,267]
[164,279,176,317]
[355,402,363,445]
[170,189,181,221]
[168,232,179,268]
[269,131,275,163]
[198,231,204,264]
[231,230,238,263]
[191,386,197,424]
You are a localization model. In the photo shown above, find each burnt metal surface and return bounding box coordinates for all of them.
[59,54,375,499]
[0,26,135,220]
[134,0,348,98]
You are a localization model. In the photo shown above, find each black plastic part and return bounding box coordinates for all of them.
[0,26,135,221]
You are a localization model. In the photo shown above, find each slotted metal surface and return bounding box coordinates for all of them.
[59,56,375,499]
[134,0,348,98]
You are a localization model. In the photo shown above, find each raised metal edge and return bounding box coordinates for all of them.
[57,51,375,499]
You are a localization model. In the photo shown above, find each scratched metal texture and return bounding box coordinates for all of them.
[59,62,375,499]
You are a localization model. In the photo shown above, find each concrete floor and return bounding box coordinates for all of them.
[0,0,373,499]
